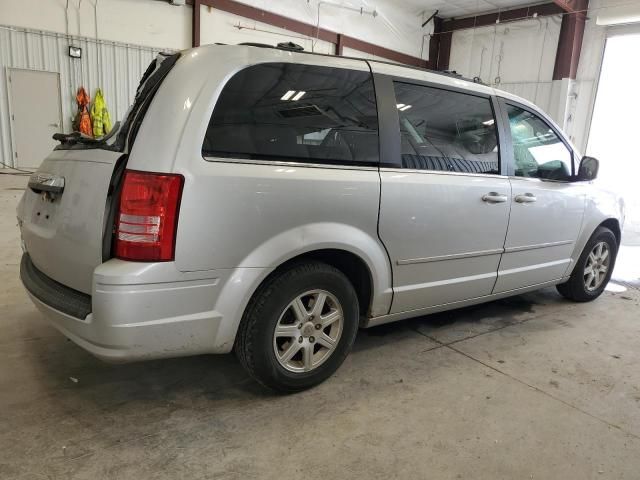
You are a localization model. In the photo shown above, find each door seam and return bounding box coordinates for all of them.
[492,178,513,293]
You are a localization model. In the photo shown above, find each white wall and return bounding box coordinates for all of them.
[0,26,163,168]
[449,16,563,120]
[216,0,431,59]
[448,1,640,153]
[0,0,433,168]
[199,7,336,55]
[0,0,191,50]
[0,0,431,60]
[568,0,640,153]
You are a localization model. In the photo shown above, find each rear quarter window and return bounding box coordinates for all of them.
[202,63,379,166]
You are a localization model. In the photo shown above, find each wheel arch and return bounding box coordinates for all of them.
[565,216,621,278]
[599,218,621,246]
[266,248,375,319]
[211,224,393,353]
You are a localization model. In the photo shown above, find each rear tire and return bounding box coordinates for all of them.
[556,226,617,302]
[235,261,359,393]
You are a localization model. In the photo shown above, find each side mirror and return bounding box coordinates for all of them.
[577,156,599,181]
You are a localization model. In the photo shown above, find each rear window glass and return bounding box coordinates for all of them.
[202,63,379,166]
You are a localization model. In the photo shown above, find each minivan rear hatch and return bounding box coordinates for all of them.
[18,52,180,295]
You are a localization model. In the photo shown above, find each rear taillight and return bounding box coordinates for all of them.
[115,170,184,262]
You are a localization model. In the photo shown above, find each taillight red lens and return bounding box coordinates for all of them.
[115,170,184,262]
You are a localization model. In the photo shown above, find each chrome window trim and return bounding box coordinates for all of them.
[508,175,571,184]
[203,156,378,171]
[380,167,507,179]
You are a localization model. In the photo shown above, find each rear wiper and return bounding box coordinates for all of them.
[53,121,120,145]
[53,132,99,145]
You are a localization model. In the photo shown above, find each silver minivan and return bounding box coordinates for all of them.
[18,44,624,391]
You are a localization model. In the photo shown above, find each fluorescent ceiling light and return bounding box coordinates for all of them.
[292,91,306,101]
[396,103,405,108]
[399,105,412,111]
[483,119,495,126]
[281,90,296,100]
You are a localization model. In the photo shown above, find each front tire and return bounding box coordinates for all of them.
[235,261,359,393]
[556,226,617,302]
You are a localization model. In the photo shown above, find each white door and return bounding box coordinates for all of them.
[379,81,511,314]
[493,101,585,293]
[8,69,63,169]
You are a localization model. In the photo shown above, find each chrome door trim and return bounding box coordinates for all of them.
[395,271,497,292]
[498,258,570,276]
[397,248,504,265]
[503,239,573,254]
[203,156,378,171]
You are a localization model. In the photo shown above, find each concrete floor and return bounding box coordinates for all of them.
[1,173,639,480]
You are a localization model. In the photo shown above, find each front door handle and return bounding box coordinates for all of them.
[515,193,537,203]
[482,192,508,203]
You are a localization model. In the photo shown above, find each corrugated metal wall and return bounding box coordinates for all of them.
[0,24,170,168]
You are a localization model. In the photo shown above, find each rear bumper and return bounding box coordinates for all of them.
[21,254,91,319]
[21,254,269,362]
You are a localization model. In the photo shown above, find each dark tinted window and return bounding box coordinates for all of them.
[394,82,499,174]
[506,104,572,181]
[202,63,378,165]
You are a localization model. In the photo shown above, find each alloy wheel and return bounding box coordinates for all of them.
[273,289,344,373]
[584,241,610,291]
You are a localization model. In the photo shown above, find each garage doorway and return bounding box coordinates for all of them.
[587,26,640,244]
[587,25,640,286]
[7,68,63,169]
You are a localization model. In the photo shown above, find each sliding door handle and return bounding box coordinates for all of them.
[515,193,537,203]
[482,192,508,203]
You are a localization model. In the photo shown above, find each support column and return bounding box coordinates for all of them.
[192,0,201,48]
[552,0,588,80]
[335,33,344,56]
[427,17,443,70]
[437,30,452,71]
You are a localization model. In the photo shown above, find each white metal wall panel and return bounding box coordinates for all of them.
[496,81,554,114]
[448,16,561,113]
[0,24,166,168]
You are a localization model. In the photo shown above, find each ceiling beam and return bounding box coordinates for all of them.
[187,0,427,67]
[441,2,565,33]
[552,0,584,12]
[193,0,338,44]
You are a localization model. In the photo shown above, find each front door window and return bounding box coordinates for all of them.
[505,105,573,181]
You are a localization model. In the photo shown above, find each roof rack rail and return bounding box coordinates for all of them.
[237,42,304,52]
[237,42,274,49]
[233,42,483,85]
